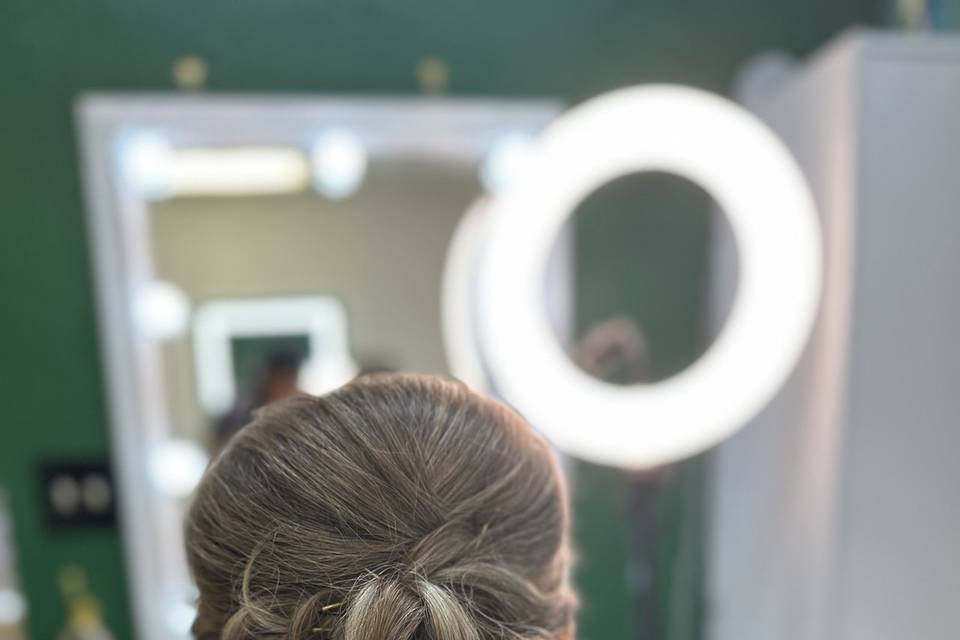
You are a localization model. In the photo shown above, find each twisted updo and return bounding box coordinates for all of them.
[185,374,576,640]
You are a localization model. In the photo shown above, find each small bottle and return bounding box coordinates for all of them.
[0,489,27,640]
[57,566,114,640]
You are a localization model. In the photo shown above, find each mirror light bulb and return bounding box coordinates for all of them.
[121,132,175,200]
[148,438,209,498]
[311,129,368,200]
[134,280,191,341]
[480,131,538,194]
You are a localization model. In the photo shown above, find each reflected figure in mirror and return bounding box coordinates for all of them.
[212,351,304,453]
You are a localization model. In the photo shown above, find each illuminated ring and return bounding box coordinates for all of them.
[442,198,491,391]
[477,85,822,468]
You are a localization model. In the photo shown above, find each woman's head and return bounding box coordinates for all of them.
[185,373,575,640]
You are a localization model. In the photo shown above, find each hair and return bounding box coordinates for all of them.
[185,373,576,640]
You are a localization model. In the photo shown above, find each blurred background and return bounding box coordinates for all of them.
[0,2,958,640]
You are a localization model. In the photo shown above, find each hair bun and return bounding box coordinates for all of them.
[340,573,478,640]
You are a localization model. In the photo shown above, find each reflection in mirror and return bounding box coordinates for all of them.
[149,163,479,452]
[557,171,736,386]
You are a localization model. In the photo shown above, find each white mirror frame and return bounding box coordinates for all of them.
[76,94,561,640]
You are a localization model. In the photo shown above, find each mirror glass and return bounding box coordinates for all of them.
[150,164,475,451]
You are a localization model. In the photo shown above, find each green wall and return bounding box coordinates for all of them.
[0,2,882,639]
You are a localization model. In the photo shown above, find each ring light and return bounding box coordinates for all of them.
[442,199,491,391]
[476,85,822,468]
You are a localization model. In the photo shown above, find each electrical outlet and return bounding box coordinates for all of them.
[38,460,116,529]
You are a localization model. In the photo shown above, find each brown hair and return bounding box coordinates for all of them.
[185,373,576,640]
